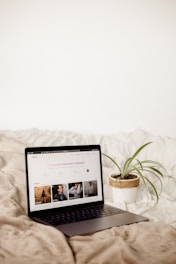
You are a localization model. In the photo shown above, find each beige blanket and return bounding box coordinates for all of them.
[0,129,176,264]
[1,215,176,264]
[70,223,176,264]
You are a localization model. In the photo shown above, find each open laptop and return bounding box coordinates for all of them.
[25,144,148,237]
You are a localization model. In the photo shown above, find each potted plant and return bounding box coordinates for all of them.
[103,142,166,204]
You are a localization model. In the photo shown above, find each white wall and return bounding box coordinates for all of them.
[0,0,176,136]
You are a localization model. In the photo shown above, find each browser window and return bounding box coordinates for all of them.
[27,149,103,212]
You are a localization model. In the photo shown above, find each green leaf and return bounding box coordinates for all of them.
[122,142,152,175]
[142,175,159,202]
[102,153,122,174]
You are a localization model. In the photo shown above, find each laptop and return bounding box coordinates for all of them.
[25,144,148,237]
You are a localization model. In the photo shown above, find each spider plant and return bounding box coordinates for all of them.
[103,142,166,202]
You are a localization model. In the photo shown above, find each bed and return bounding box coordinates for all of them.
[0,128,176,264]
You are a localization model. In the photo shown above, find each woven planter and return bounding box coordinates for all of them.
[109,174,140,203]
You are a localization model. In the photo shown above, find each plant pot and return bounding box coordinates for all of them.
[109,174,140,204]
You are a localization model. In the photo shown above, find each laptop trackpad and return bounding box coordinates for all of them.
[57,213,142,237]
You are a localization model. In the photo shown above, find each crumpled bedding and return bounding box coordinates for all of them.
[0,128,176,264]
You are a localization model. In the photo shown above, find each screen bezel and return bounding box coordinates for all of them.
[25,145,104,217]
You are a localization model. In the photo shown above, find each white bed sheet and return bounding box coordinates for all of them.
[1,127,176,228]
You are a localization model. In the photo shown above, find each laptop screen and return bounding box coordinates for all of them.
[25,145,104,213]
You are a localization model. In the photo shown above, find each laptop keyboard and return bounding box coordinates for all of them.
[39,205,124,226]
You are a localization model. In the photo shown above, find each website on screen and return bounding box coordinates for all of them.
[27,149,103,212]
